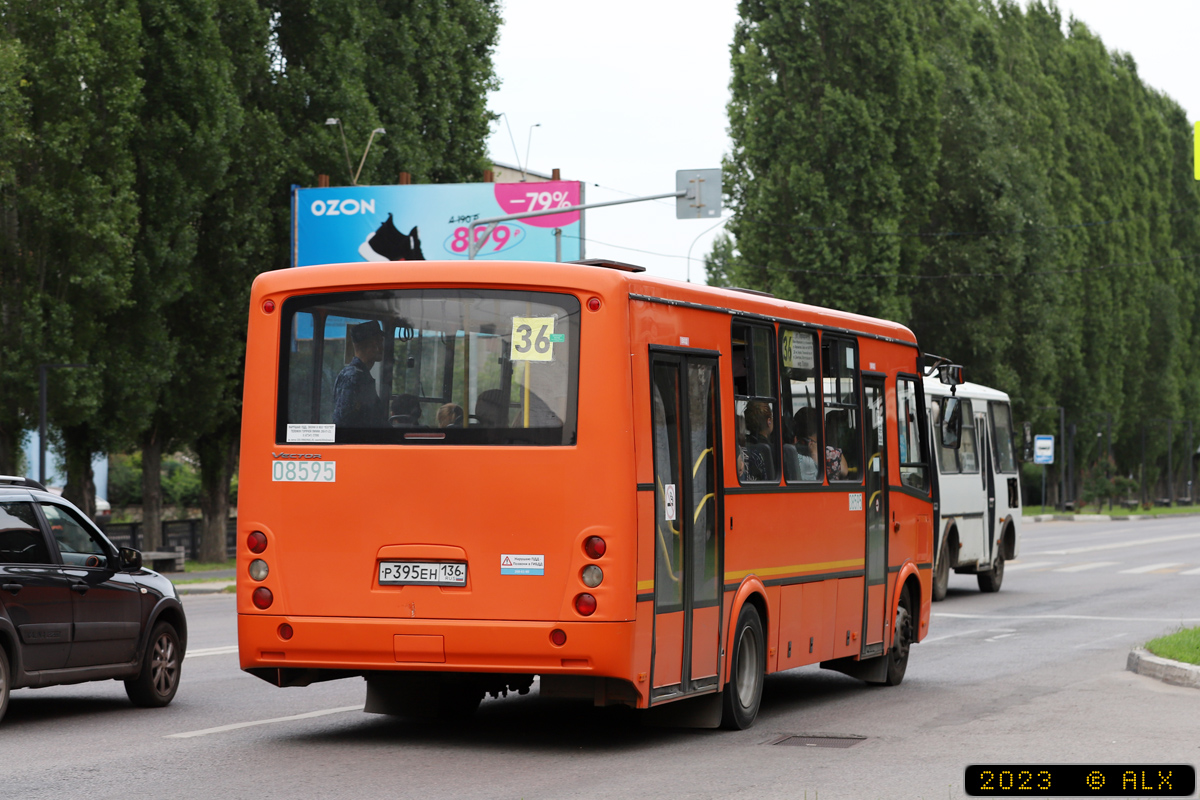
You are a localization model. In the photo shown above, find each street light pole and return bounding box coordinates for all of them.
[38,363,89,485]
[352,128,385,187]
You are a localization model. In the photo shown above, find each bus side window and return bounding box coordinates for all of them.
[932,399,959,474]
[732,323,780,484]
[779,328,822,483]
[897,377,929,492]
[990,401,1018,473]
[821,338,861,482]
[957,399,978,473]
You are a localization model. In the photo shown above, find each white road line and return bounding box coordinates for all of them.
[1181,567,1200,575]
[923,627,1015,644]
[166,705,363,739]
[985,633,1016,642]
[1119,562,1184,574]
[1005,561,1056,571]
[187,645,239,658]
[1073,632,1128,649]
[1053,562,1120,573]
[1024,532,1200,556]
[935,612,1200,622]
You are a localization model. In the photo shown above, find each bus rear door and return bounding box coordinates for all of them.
[861,376,888,657]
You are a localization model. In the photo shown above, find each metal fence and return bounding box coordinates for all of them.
[103,517,238,560]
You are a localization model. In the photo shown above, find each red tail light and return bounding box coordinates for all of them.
[278,623,293,640]
[574,593,597,616]
[247,531,267,554]
[252,587,273,609]
[550,629,567,646]
[583,536,606,559]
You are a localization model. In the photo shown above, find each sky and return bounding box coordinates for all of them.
[485,1,1200,284]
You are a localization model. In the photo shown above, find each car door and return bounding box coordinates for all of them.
[0,501,73,671]
[39,502,143,667]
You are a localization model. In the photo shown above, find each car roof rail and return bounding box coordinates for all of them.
[0,475,48,491]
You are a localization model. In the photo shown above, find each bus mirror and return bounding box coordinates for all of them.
[941,397,963,449]
[937,364,964,386]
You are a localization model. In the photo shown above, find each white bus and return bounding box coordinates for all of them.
[925,377,1022,600]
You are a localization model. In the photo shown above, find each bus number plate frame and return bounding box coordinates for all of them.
[378,561,467,586]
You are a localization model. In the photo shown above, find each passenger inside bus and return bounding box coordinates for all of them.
[474,389,509,427]
[742,399,776,481]
[824,410,854,480]
[333,320,387,427]
[790,406,821,481]
[389,393,422,427]
[437,403,464,428]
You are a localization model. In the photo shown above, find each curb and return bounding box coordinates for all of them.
[175,581,235,595]
[1126,647,1200,689]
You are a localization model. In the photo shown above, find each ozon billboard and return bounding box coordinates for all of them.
[292,181,584,267]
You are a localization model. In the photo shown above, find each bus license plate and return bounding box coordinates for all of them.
[378,561,467,586]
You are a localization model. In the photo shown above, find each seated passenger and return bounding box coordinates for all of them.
[474,389,509,427]
[437,403,464,428]
[824,412,851,480]
[389,394,422,427]
[792,406,821,481]
[743,399,777,481]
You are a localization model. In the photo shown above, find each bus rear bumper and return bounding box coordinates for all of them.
[237,613,637,678]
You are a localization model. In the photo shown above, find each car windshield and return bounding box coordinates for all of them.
[278,288,580,445]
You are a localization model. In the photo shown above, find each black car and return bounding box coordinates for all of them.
[0,476,186,723]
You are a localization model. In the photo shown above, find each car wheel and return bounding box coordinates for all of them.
[977,550,1005,593]
[884,587,914,686]
[125,622,182,708]
[0,646,10,724]
[720,602,765,730]
[932,535,950,602]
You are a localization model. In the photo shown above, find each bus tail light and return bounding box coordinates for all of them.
[550,629,567,646]
[581,565,603,588]
[247,531,267,553]
[587,297,601,312]
[262,299,276,314]
[583,536,606,559]
[252,587,273,609]
[278,623,293,641]
[574,593,596,616]
[249,559,269,581]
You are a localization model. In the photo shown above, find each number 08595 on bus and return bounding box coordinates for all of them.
[271,460,336,482]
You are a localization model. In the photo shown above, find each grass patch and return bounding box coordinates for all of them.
[1023,503,1200,518]
[184,559,236,572]
[172,576,236,585]
[1145,626,1200,665]
[223,584,237,593]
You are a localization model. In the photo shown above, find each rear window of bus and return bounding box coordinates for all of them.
[277,289,580,445]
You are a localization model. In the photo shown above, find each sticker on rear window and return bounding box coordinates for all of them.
[510,316,557,361]
[287,423,335,443]
[500,554,544,575]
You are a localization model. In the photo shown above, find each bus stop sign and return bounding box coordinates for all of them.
[1033,435,1054,465]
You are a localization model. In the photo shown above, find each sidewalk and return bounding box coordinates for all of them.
[164,567,236,595]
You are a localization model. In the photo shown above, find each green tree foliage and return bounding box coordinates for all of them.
[721,0,1200,484]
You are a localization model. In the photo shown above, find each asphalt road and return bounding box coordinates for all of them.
[2,517,1198,799]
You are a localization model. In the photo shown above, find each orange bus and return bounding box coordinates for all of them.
[237,259,939,728]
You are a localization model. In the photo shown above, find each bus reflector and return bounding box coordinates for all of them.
[252,587,273,609]
[263,299,276,314]
[550,629,567,646]
[247,531,267,553]
[574,593,597,616]
[583,536,606,559]
[278,623,293,640]
[587,297,601,312]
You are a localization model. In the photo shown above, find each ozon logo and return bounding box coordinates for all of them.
[310,198,376,216]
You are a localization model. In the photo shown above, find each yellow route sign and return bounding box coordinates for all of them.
[510,316,558,361]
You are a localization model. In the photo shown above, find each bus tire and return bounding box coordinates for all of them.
[884,587,914,686]
[125,622,182,708]
[0,645,9,724]
[977,551,1005,593]
[721,602,765,730]
[932,536,950,602]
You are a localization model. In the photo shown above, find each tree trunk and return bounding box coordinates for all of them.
[61,428,96,518]
[141,432,163,551]
[197,428,237,563]
[0,422,18,477]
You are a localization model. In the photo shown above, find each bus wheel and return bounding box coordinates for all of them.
[932,537,950,602]
[721,602,765,730]
[977,551,1005,593]
[884,588,914,686]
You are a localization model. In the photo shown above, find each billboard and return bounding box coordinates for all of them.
[292,181,584,267]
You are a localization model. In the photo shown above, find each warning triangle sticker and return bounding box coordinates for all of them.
[502,556,513,566]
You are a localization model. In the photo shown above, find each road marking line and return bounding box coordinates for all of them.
[935,612,1200,622]
[985,633,1016,641]
[1025,532,1200,556]
[166,705,363,739]
[1053,562,1120,573]
[1004,561,1056,572]
[187,645,239,658]
[1181,567,1200,575]
[923,627,1016,644]
[1119,562,1184,574]
[1073,632,1128,649]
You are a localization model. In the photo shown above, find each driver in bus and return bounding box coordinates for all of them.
[333,320,386,427]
